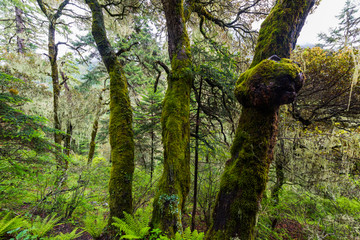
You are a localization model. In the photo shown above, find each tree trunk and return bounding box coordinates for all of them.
[191,77,203,231]
[207,1,315,239]
[151,0,192,235]
[36,0,69,172]
[87,92,103,166]
[15,6,25,54]
[85,0,134,223]
[63,121,73,156]
[271,136,286,205]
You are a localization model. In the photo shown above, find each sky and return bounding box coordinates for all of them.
[297,0,356,46]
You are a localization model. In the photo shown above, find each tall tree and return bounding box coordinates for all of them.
[85,0,135,223]
[36,0,69,172]
[319,0,360,49]
[207,0,315,239]
[150,0,193,235]
[15,6,25,54]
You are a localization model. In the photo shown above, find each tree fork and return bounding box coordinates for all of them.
[207,0,315,239]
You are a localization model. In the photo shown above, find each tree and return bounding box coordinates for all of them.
[207,0,315,239]
[85,0,135,224]
[150,0,193,235]
[0,72,64,181]
[318,0,360,49]
[36,0,69,173]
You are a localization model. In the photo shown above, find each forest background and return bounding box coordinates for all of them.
[1,0,360,239]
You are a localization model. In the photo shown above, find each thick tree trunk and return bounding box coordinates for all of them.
[151,0,192,235]
[15,6,25,54]
[85,0,134,223]
[207,1,315,239]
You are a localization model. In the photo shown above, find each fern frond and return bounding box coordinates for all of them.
[82,214,107,238]
[112,210,150,239]
[0,213,26,237]
[112,217,137,237]
[30,213,61,237]
[53,228,84,240]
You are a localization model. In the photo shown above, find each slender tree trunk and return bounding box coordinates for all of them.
[85,0,134,223]
[151,0,193,235]
[63,121,73,156]
[87,92,103,165]
[15,6,25,54]
[36,0,69,172]
[272,136,285,205]
[207,1,315,239]
[191,77,203,231]
[150,118,155,184]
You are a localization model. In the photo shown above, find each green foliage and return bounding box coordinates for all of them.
[0,213,26,238]
[26,214,61,238]
[82,213,107,238]
[173,227,204,240]
[318,0,360,49]
[112,210,151,239]
[51,228,84,240]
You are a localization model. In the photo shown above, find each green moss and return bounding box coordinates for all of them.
[108,62,134,222]
[150,0,193,236]
[251,0,312,67]
[235,58,303,109]
[207,0,313,237]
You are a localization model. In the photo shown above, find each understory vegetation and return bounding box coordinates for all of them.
[1,0,360,239]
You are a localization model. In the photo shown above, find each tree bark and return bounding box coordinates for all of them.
[191,77,203,232]
[63,121,73,157]
[151,0,192,235]
[207,1,315,239]
[87,91,103,166]
[15,6,25,54]
[85,0,134,223]
[36,0,69,172]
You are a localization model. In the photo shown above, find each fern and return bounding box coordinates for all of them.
[0,213,26,238]
[112,210,150,240]
[28,214,61,237]
[174,227,204,240]
[82,213,107,239]
[52,228,84,240]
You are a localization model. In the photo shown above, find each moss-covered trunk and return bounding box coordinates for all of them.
[207,0,315,239]
[85,0,134,222]
[151,0,192,235]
